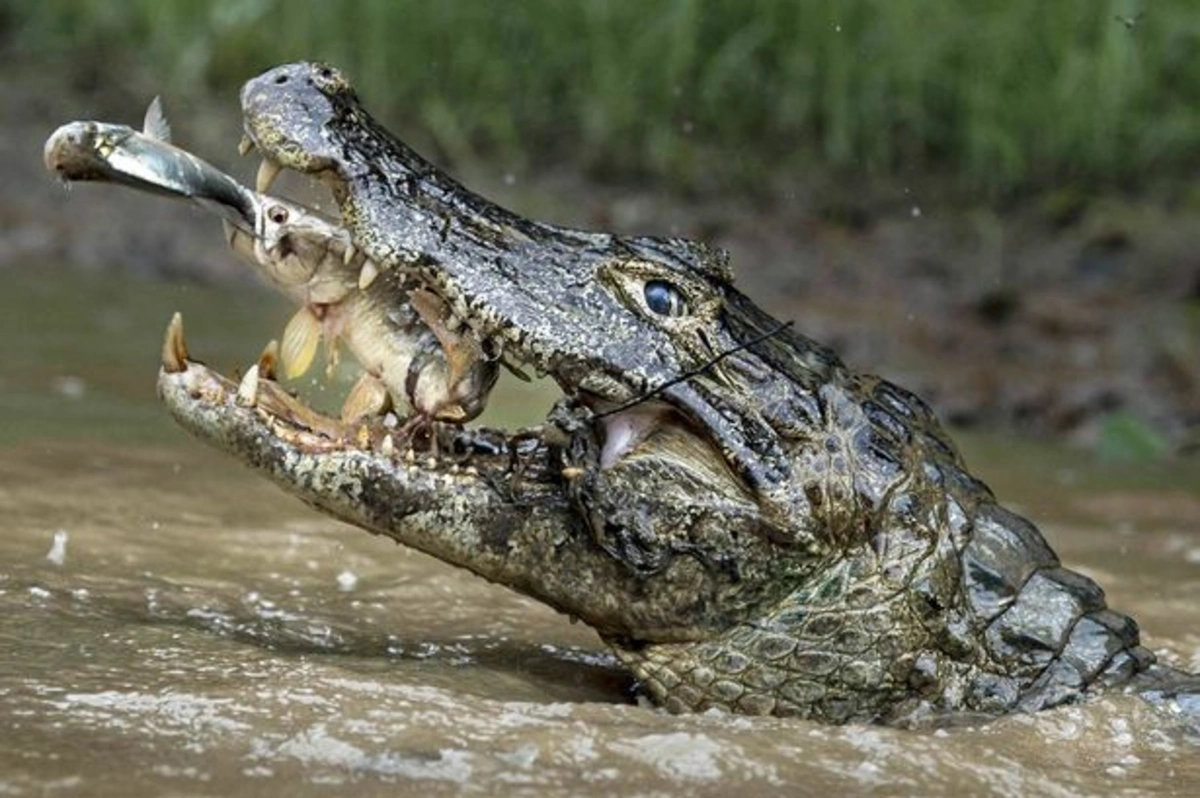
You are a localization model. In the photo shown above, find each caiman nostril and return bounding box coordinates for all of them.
[273,73,289,85]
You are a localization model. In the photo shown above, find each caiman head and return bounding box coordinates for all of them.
[239,63,847,528]
[155,62,1156,723]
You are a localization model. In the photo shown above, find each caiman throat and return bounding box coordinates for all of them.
[54,62,1198,725]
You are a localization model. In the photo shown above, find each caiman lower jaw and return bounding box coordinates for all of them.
[156,312,560,496]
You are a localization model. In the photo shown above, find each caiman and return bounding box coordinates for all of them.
[49,62,1199,725]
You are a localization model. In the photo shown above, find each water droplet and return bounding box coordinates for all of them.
[46,529,68,566]
[53,375,86,399]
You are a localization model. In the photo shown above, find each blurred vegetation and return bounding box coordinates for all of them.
[6,0,1198,197]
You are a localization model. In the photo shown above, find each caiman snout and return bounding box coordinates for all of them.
[240,62,349,179]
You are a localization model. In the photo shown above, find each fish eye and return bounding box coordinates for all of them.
[268,205,289,225]
[643,280,687,317]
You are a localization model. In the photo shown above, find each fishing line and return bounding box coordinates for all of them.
[595,320,793,418]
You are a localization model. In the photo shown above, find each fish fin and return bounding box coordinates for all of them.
[340,373,391,424]
[280,307,322,379]
[142,96,173,143]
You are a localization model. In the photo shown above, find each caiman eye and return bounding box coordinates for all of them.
[268,205,289,224]
[643,280,688,317]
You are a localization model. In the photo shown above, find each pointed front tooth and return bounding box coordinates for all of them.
[380,434,395,457]
[236,364,260,407]
[161,312,188,373]
[280,307,322,379]
[358,259,379,290]
[257,339,279,380]
[343,241,358,266]
[238,134,254,157]
[256,158,283,193]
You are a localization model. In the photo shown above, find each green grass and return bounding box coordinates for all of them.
[9,0,1199,197]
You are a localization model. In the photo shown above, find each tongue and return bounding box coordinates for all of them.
[599,407,668,468]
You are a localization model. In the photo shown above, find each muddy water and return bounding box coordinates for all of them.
[1,271,1198,797]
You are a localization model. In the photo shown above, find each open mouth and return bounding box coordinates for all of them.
[187,131,676,477]
[156,309,562,490]
[40,74,712,491]
[160,157,666,489]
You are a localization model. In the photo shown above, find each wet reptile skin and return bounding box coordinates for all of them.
[167,61,1193,723]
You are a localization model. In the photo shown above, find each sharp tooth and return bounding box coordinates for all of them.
[343,241,358,266]
[340,373,390,423]
[358,259,379,290]
[380,434,395,457]
[161,312,188,373]
[238,134,254,156]
[257,339,279,380]
[256,158,283,193]
[236,364,260,407]
[280,307,322,379]
[355,425,371,449]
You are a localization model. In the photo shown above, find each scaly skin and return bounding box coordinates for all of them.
[157,61,1192,723]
